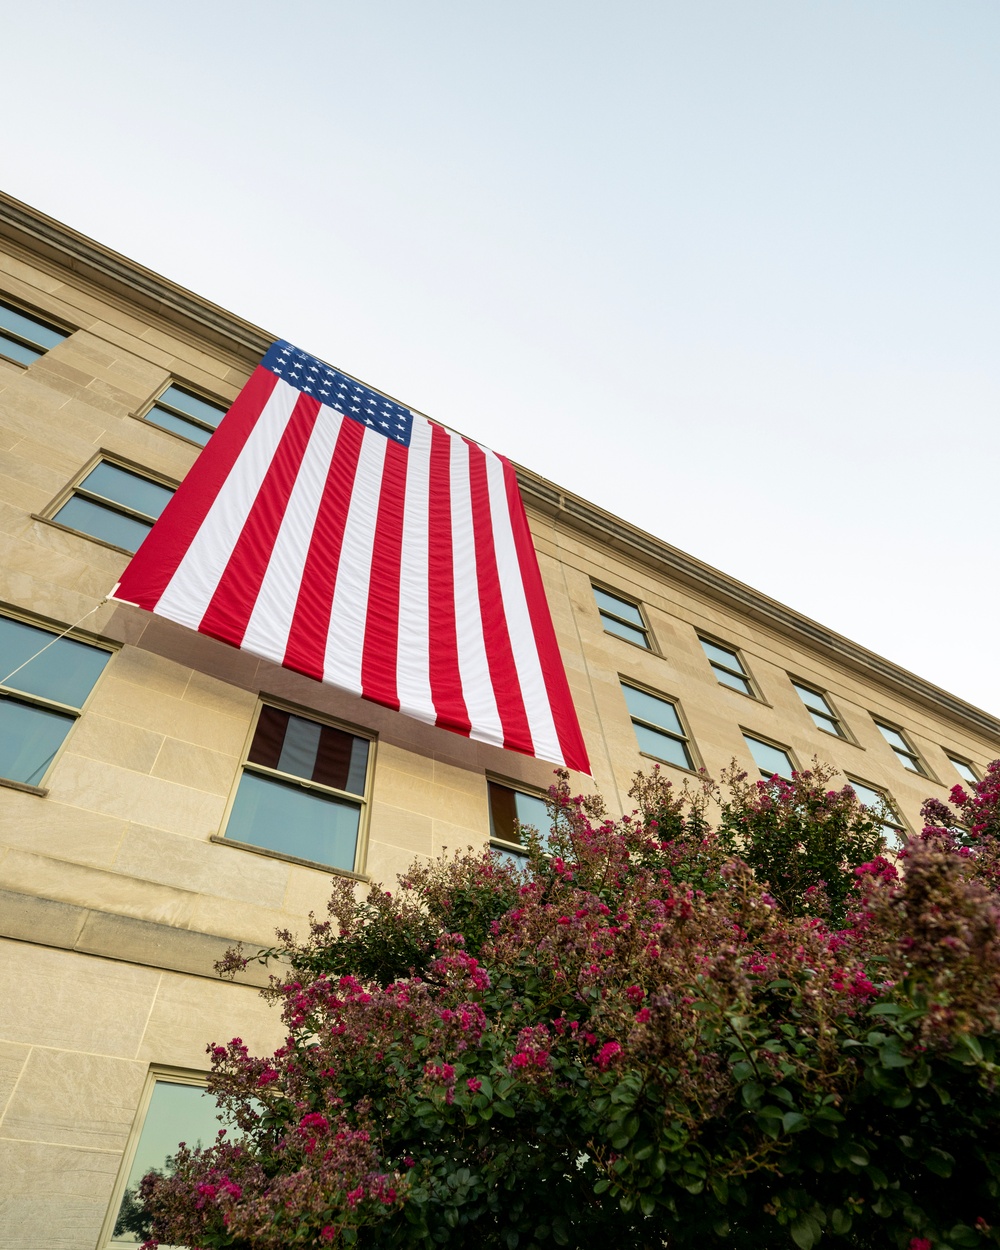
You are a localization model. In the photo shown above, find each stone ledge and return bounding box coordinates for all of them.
[0,888,274,986]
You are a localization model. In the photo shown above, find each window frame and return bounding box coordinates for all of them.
[0,293,72,368]
[741,729,799,781]
[591,582,655,652]
[789,676,854,742]
[486,775,551,861]
[620,677,700,774]
[136,380,229,448]
[872,718,931,778]
[947,754,980,787]
[214,695,376,878]
[97,1065,213,1250]
[698,633,762,701]
[845,774,909,847]
[0,607,115,795]
[38,452,178,556]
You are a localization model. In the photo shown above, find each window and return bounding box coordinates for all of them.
[0,615,111,788]
[0,297,69,366]
[874,721,927,775]
[743,732,795,780]
[592,585,652,649]
[488,780,549,865]
[143,383,227,446]
[621,681,695,770]
[104,1074,233,1247]
[700,637,756,697]
[791,680,847,738]
[224,703,372,873]
[51,459,174,553]
[848,778,906,849]
[948,756,979,787]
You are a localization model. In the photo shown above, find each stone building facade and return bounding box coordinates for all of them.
[0,190,997,1248]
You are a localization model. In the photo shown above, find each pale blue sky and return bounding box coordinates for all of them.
[5,2,1000,712]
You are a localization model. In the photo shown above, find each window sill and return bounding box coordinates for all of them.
[638,751,702,778]
[209,834,369,881]
[715,682,771,708]
[0,776,48,797]
[128,410,210,450]
[29,514,135,558]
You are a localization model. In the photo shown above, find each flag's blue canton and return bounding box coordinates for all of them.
[262,340,413,447]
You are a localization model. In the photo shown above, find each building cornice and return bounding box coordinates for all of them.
[0,190,271,365]
[518,470,1000,744]
[3,190,996,744]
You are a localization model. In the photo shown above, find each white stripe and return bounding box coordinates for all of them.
[240,404,345,664]
[322,428,387,695]
[483,450,565,765]
[395,416,435,724]
[449,436,504,748]
[155,379,299,628]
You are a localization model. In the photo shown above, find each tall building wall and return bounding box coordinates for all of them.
[0,192,996,1248]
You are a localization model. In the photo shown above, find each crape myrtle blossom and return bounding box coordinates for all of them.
[138,763,1000,1249]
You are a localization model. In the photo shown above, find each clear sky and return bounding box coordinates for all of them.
[5,2,999,713]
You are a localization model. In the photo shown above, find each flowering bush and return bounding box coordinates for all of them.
[139,765,1000,1250]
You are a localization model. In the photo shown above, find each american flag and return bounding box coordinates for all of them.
[112,342,590,773]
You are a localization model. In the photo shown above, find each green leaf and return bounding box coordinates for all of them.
[924,1148,954,1178]
[878,1045,912,1068]
[868,1003,902,1016]
[505,1232,519,1250]
[593,1179,610,1195]
[494,1101,516,1119]
[831,1208,851,1235]
[552,1217,571,1246]
[640,1195,656,1217]
[948,1224,980,1248]
[790,1215,820,1250]
[740,1082,765,1109]
[782,1112,809,1134]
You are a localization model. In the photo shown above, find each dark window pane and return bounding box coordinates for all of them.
[247,705,287,771]
[744,735,793,779]
[701,639,745,673]
[0,618,110,707]
[145,405,213,446]
[593,588,644,629]
[601,616,649,648]
[0,332,41,366]
[490,785,549,850]
[226,771,360,870]
[632,722,693,769]
[0,698,72,785]
[621,685,683,735]
[714,667,753,696]
[950,758,978,785]
[79,463,173,519]
[157,385,225,427]
[53,496,153,552]
[111,1081,234,1247]
[488,782,519,843]
[0,301,67,351]
[248,707,368,794]
[850,780,885,809]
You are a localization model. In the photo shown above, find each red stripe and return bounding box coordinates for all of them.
[427,424,470,736]
[360,438,407,710]
[501,457,590,774]
[282,416,365,683]
[466,441,533,756]
[197,393,321,648]
[114,367,279,609]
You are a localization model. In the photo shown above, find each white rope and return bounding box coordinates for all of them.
[1,598,108,688]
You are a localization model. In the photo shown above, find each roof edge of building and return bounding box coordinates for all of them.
[518,468,1000,744]
[4,191,995,745]
[0,189,272,363]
